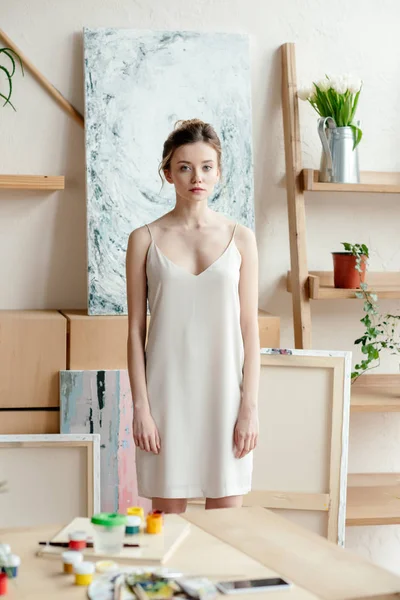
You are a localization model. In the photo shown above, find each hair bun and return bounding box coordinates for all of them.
[174,118,203,130]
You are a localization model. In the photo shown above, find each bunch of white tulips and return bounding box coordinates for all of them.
[298,74,363,148]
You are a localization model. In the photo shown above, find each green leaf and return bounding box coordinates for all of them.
[0,91,15,110]
[361,244,369,257]
[0,48,16,77]
[369,347,380,360]
[0,46,24,76]
[0,65,12,104]
[350,89,361,122]
[350,125,363,150]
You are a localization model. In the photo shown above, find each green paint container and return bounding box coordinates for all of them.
[125,515,141,535]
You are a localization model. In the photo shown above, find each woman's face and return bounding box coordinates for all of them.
[164,141,220,201]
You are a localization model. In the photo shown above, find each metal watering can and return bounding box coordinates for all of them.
[318,116,360,183]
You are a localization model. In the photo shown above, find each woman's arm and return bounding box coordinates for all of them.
[126,227,160,454]
[234,225,260,458]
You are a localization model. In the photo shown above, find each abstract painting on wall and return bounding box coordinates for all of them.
[60,369,149,513]
[84,27,254,314]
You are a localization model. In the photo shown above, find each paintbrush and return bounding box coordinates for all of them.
[38,541,140,548]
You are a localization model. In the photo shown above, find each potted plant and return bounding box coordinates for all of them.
[342,243,400,381]
[298,74,363,183]
[0,45,24,110]
[332,242,368,289]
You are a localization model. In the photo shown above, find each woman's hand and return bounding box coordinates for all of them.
[234,406,259,459]
[133,407,161,454]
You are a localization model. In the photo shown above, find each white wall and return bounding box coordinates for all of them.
[2,0,400,572]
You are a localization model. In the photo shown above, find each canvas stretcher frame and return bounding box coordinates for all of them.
[0,434,100,527]
[242,348,351,546]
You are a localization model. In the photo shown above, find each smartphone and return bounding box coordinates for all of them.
[216,577,292,594]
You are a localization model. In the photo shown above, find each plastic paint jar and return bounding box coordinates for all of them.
[74,561,95,586]
[0,573,7,596]
[68,530,87,550]
[62,550,83,574]
[95,560,119,574]
[125,515,141,535]
[91,513,127,554]
[5,554,20,578]
[149,509,164,522]
[146,513,163,534]
[126,506,144,522]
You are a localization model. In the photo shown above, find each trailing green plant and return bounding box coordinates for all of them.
[342,242,400,381]
[298,74,363,149]
[0,46,24,111]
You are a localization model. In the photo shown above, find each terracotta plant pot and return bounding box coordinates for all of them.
[332,252,367,289]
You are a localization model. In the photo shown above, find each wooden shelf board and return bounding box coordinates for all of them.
[347,473,400,526]
[0,175,65,190]
[303,169,400,194]
[287,271,400,299]
[351,375,400,413]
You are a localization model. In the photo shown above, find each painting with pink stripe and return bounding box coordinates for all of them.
[60,369,150,513]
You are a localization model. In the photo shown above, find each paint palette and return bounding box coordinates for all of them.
[38,516,190,565]
[88,567,183,600]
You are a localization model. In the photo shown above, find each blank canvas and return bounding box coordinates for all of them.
[0,434,100,528]
[244,349,351,546]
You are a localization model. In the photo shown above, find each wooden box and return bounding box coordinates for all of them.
[62,309,280,370]
[0,411,59,434]
[0,310,66,409]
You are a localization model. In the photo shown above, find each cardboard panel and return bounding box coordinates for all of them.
[0,411,59,434]
[0,310,66,408]
[62,309,280,370]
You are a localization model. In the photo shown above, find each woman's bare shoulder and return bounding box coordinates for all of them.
[128,224,150,246]
[234,222,257,258]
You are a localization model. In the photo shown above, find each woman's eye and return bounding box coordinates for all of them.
[180,166,190,171]
[204,166,212,171]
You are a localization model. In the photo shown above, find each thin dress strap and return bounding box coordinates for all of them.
[231,222,238,241]
[145,223,153,242]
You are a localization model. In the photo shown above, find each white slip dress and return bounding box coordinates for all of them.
[135,222,253,499]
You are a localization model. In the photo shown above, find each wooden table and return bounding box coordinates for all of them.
[2,507,400,600]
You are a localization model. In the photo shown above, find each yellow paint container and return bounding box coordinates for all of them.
[127,506,144,522]
[74,561,95,586]
[146,513,163,534]
[62,551,83,574]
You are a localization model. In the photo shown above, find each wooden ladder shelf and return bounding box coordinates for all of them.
[281,43,400,345]
[281,43,400,528]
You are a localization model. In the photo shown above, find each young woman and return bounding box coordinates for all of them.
[126,118,260,514]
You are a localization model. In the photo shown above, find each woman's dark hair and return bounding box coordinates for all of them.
[158,118,222,185]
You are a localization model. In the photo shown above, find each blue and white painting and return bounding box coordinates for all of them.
[84,28,255,315]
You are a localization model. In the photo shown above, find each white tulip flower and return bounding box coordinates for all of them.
[315,77,331,92]
[331,76,347,95]
[347,78,362,94]
[297,87,313,101]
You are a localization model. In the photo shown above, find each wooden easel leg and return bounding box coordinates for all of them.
[281,43,312,349]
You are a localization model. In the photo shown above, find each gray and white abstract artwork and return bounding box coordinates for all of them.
[84,27,255,315]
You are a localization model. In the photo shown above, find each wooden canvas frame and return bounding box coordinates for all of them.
[242,349,351,546]
[0,434,100,527]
